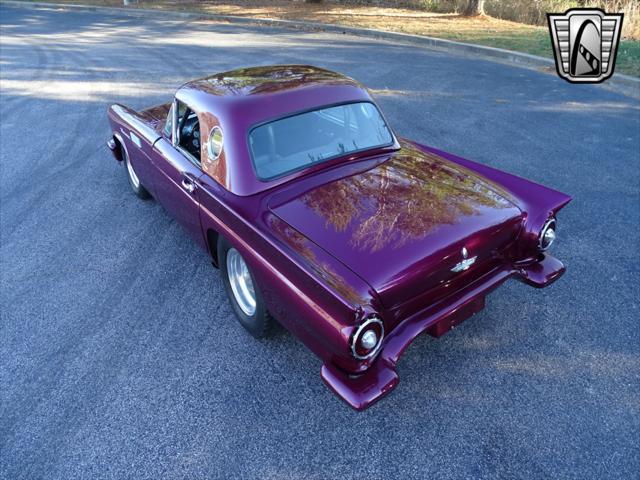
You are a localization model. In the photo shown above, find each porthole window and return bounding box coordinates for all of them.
[207,126,223,161]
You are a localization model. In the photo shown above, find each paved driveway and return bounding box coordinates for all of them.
[1,4,638,479]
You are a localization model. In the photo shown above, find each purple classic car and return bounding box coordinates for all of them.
[107,65,570,410]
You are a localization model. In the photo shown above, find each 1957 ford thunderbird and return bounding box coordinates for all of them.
[107,65,571,410]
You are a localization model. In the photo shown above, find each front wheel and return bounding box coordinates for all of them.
[123,145,151,199]
[218,237,272,338]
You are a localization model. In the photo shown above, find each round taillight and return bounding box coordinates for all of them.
[351,317,384,360]
[539,218,557,251]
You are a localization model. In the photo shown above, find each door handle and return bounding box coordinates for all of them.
[181,176,197,193]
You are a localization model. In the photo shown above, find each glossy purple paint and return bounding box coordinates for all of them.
[107,65,571,410]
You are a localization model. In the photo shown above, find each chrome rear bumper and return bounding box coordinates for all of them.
[321,253,565,410]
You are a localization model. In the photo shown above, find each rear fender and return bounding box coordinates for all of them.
[412,141,572,256]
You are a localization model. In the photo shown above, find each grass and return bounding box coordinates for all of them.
[16,0,640,77]
[433,25,640,78]
[428,23,639,78]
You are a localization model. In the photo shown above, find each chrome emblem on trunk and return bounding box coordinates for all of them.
[451,247,477,273]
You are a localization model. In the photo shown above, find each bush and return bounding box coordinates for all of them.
[339,0,638,39]
[483,1,638,40]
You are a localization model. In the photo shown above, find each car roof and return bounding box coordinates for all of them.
[175,65,371,126]
[173,65,382,196]
[179,65,363,98]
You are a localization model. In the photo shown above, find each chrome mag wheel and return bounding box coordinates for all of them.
[226,248,256,316]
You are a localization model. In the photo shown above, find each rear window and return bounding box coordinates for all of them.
[249,102,394,180]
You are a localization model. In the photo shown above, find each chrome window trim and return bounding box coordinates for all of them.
[171,98,179,147]
[171,99,202,167]
[207,126,223,162]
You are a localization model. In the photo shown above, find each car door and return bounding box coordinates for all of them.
[150,99,207,250]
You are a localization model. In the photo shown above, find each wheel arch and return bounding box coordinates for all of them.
[111,133,125,162]
[207,228,220,268]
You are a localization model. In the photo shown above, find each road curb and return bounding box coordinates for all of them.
[3,0,639,98]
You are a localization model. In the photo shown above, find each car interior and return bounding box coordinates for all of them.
[178,110,201,160]
[165,101,201,162]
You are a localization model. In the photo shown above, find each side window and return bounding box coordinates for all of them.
[163,103,173,138]
[163,101,187,139]
[175,101,201,163]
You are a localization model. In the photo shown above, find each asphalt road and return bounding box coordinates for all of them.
[1,4,639,479]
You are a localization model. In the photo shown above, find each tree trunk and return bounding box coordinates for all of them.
[462,0,484,16]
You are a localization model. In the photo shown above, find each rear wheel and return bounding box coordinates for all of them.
[219,237,272,338]
[123,145,150,199]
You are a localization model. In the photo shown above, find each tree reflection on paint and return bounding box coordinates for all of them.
[301,141,514,252]
[198,65,357,97]
[267,215,368,306]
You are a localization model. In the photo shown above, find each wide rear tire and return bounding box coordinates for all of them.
[218,237,272,338]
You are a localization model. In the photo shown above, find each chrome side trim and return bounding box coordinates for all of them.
[130,132,142,149]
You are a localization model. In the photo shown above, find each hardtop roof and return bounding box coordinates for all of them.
[179,65,363,98]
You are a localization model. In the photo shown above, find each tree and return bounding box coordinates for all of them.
[462,0,485,16]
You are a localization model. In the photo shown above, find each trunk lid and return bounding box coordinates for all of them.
[269,143,523,309]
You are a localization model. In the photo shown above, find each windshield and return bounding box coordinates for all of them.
[249,102,394,180]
